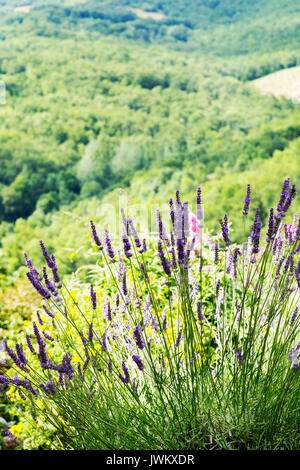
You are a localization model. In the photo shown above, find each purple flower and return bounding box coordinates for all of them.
[128,219,142,249]
[119,361,130,384]
[295,261,300,288]
[132,355,145,371]
[276,179,296,221]
[199,256,203,273]
[157,210,165,240]
[103,229,115,260]
[170,246,178,270]
[0,375,11,385]
[158,240,171,276]
[236,348,244,365]
[36,311,43,326]
[233,248,241,264]
[90,220,103,249]
[197,301,204,327]
[288,343,300,369]
[219,214,231,246]
[40,380,57,396]
[26,335,36,355]
[43,267,58,296]
[251,208,262,255]
[266,208,275,243]
[88,323,93,342]
[133,326,145,350]
[215,279,221,298]
[58,354,74,380]
[174,329,183,348]
[169,198,175,228]
[90,284,97,310]
[15,343,27,366]
[23,252,39,278]
[140,263,149,282]
[122,273,128,296]
[214,242,219,265]
[77,363,84,381]
[104,299,112,322]
[43,331,54,342]
[242,184,251,215]
[101,332,108,351]
[42,307,54,322]
[39,240,54,268]
[86,389,96,404]
[3,424,16,440]
[290,307,298,327]
[176,237,186,266]
[277,179,290,211]
[12,374,37,396]
[282,184,296,214]
[26,272,51,299]
[50,254,61,287]
[196,187,203,223]
[122,234,132,258]
[3,340,28,372]
[196,186,202,205]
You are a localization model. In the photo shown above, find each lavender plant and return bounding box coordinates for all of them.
[1,181,299,450]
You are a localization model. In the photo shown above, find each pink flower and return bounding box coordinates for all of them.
[188,213,203,254]
[189,213,201,239]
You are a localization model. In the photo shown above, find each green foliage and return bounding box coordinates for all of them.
[1,186,299,450]
[1,1,300,447]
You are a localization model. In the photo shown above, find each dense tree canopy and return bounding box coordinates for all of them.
[0,0,299,276]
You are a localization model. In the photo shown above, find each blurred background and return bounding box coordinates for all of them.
[0,0,299,282]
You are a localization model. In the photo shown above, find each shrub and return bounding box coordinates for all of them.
[1,181,299,450]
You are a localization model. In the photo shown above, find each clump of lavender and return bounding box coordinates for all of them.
[3,179,299,451]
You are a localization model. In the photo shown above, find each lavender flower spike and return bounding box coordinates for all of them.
[236,348,244,365]
[90,220,103,249]
[196,186,203,222]
[103,229,116,260]
[174,329,183,348]
[242,184,251,215]
[251,208,262,255]
[119,361,130,384]
[158,240,171,277]
[90,284,97,310]
[219,214,231,246]
[266,208,274,243]
[133,326,145,350]
[132,355,145,371]
[122,233,132,258]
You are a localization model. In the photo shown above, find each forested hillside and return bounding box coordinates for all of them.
[0,0,299,278]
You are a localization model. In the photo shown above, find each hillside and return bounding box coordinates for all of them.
[0,0,300,279]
